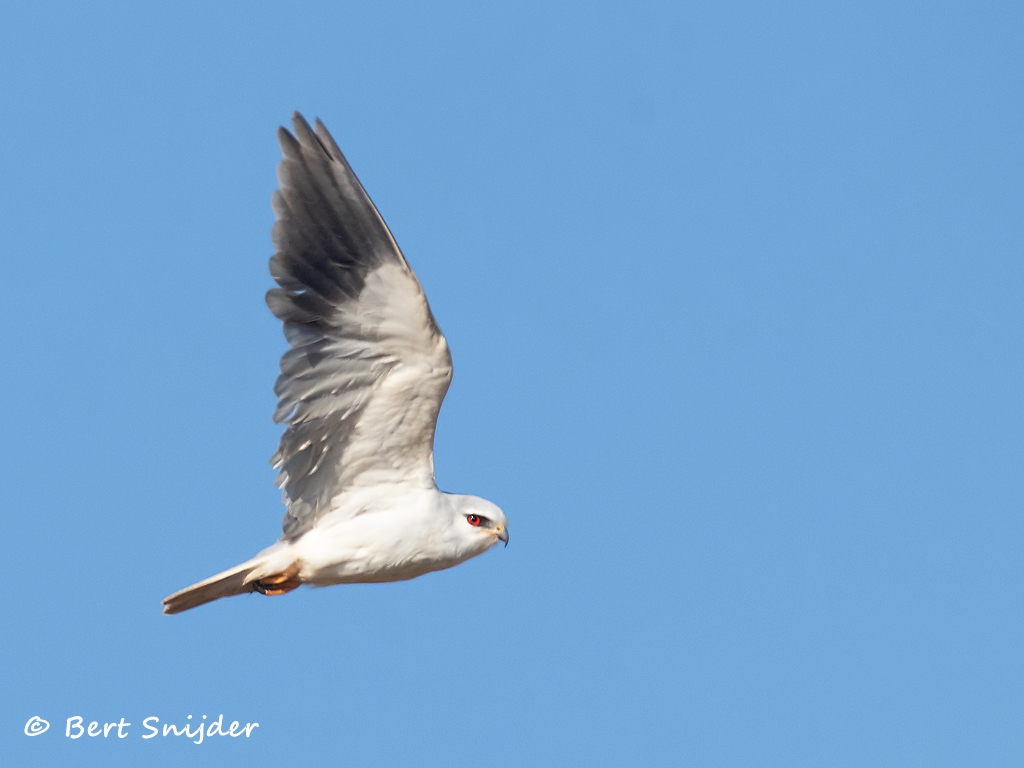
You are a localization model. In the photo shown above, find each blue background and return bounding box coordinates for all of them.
[2,1,1022,765]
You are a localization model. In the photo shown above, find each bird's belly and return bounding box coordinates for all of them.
[289,513,475,586]
[307,554,466,585]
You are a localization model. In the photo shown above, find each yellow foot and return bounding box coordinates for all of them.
[252,563,303,596]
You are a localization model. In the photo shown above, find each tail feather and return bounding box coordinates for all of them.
[162,560,260,615]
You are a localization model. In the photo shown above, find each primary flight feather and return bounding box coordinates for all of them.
[162,113,508,615]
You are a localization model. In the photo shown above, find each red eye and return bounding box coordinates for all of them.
[467,514,482,527]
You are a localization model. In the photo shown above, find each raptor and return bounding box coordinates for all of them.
[162,113,508,614]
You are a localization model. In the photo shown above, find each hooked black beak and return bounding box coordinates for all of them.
[496,526,509,547]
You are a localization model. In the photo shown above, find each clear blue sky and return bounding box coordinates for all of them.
[2,1,1022,766]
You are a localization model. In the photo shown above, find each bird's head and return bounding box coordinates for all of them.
[448,495,509,551]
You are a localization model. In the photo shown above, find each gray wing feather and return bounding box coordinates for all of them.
[267,113,450,539]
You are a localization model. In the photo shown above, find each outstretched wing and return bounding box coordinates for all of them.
[266,113,452,540]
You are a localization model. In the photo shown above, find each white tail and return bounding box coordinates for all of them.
[162,560,261,614]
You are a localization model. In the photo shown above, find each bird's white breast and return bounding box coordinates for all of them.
[287,486,488,585]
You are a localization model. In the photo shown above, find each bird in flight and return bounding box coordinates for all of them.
[163,113,508,614]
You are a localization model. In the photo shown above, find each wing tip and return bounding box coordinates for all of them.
[279,111,341,167]
[276,124,299,155]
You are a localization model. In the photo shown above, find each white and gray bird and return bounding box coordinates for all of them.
[162,113,508,614]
